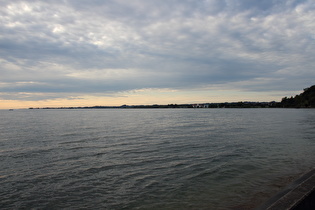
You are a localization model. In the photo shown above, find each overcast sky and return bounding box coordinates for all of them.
[1,0,314,108]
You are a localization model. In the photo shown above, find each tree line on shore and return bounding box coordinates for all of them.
[29,85,315,109]
[280,85,315,108]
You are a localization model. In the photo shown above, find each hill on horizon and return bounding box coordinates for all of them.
[281,85,315,108]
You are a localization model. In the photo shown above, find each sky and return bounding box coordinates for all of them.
[1,0,315,109]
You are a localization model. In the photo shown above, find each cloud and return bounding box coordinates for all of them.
[0,0,314,102]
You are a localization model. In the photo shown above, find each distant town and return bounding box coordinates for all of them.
[29,85,315,109]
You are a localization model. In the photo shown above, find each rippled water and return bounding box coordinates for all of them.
[0,108,314,209]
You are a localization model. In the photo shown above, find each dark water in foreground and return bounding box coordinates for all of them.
[0,109,314,209]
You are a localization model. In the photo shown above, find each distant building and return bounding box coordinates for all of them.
[192,103,209,108]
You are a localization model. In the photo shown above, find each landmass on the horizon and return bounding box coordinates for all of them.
[29,85,315,109]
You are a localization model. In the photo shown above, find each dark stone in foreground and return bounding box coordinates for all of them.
[256,168,315,210]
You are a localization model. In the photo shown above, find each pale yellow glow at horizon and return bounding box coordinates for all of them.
[0,89,289,109]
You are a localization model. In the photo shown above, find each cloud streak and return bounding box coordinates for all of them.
[0,0,314,104]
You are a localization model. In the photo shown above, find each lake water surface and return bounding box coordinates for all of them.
[0,108,314,209]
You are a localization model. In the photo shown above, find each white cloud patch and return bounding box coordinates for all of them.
[0,0,314,102]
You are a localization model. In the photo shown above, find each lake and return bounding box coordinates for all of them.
[0,108,314,209]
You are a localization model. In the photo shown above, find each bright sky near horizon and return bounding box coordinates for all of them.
[1,0,315,109]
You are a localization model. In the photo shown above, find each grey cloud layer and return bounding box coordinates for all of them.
[0,0,314,100]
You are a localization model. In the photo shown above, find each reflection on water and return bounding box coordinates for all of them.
[0,109,314,209]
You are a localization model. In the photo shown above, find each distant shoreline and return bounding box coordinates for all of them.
[27,85,315,110]
[27,101,292,109]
